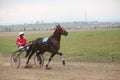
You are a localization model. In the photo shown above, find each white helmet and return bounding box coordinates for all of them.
[19,32,24,35]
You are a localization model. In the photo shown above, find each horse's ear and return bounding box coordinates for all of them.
[56,24,61,30]
[56,25,58,27]
[58,24,60,26]
[56,25,59,30]
[56,24,60,27]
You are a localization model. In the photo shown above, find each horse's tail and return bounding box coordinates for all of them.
[25,44,32,58]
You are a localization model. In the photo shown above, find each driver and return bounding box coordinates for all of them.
[16,32,28,49]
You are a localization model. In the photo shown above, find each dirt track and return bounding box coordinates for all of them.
[0,54,120,80]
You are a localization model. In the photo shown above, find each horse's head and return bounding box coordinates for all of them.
[56,24,68,36]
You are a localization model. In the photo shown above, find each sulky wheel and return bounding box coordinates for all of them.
[10,53,21,69]
[34,54,44,68]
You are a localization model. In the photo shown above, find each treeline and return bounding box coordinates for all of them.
[0,22,120,32]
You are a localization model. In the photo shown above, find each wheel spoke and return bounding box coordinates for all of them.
[10,53,20,69]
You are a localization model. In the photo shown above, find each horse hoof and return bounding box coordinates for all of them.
[45,67,52,70]
[45,65,52,70]
[62,60,65,66]
[24,64,32,68]
[46,64,48,68]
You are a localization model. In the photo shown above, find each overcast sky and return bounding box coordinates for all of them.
[0,0,120,25]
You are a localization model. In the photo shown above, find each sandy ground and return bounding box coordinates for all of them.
[0,54,120,80]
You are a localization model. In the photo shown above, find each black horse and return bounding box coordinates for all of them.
[25,24,68,68]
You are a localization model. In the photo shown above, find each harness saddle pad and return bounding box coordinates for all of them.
[42,37,48,42]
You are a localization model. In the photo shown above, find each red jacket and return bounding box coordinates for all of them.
[16,37,27,48]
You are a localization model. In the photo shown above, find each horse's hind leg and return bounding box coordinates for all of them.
[25,49,31,58]
[46,53,55,69]
[25,45,31,58]
[36,51,42,64]
[25,51,35,68]
[58,52,65,65]
[26,50,35,65]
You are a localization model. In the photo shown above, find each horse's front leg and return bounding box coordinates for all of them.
[57,52,65,66]
[46,53,55,69]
